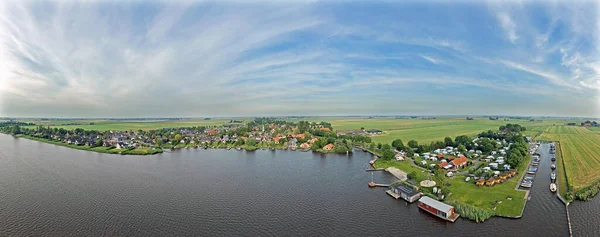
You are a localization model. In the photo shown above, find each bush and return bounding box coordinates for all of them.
[447,200,495,222]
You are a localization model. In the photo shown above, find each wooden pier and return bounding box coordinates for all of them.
[366,168,385,171]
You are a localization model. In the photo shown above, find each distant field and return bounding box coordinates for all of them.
[326,118,562,144]
[537,125,600,191]
[20,117,569,144]
[22,119,232,131]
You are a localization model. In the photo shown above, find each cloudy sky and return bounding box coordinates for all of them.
[1,0,599,118]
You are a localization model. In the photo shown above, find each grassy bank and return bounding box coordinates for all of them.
[16,135,162,155]
[555,142,571,201]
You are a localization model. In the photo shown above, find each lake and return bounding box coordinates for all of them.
[0,135,594,236]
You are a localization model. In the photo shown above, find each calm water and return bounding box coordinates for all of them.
[0,135,594,236]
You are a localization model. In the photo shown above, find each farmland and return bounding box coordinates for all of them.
[325,117,561,144]
[536,125,600,199]
[21,119,231,131]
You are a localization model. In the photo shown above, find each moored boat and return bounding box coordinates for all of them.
[550,183,557,192]
[551,172,556,181]
[551,163,556,170]
[551,157,556,162]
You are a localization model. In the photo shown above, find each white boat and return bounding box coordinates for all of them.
[551,172,556,180]
[551,164,556,170]
[550,183,557,193]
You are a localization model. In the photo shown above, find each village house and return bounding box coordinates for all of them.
[451,156,468,168]
[323,143,334,151]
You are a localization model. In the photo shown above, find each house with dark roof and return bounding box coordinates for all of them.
[388,184,421,203]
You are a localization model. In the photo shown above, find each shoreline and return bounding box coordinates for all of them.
[9,134,355,156]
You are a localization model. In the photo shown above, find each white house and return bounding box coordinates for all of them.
[420,160,427,165]
[491,151,497,155]
[489,163,499,169]
[483,167,491,172]
[503,164,511,170]
[476,150,483,154]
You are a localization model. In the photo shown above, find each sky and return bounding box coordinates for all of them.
[1,0,599,118]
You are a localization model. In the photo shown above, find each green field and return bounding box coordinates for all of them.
[537,125,600,194]
[327,117,561,144]
[22,119,231,131]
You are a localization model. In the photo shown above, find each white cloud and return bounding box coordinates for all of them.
[420,55,444,65]
[496,12,518,43]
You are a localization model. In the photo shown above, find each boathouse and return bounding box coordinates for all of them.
[475,178,485,186]
[389,184,421,203]
[417,196,459,222]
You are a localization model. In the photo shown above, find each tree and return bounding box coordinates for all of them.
[95,138,103,147]
[246,138,257,146]
[298,121,310,133]
[444,137,454,147]
[454,135,471,147]
[407,140,419,148]
[382,144,392,151]
[457,144,466,153]
[382,149,395,161]
[392,139,405,150]
[13,125,21,134]
[407,171,418,180]
[377,143,382,149]
[174,134,182,142]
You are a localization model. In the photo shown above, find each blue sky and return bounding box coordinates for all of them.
[1,0,599,117]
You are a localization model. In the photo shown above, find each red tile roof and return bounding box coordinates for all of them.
[320,127,331,132]
[452,156,468,166]
[438,161,449,168]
